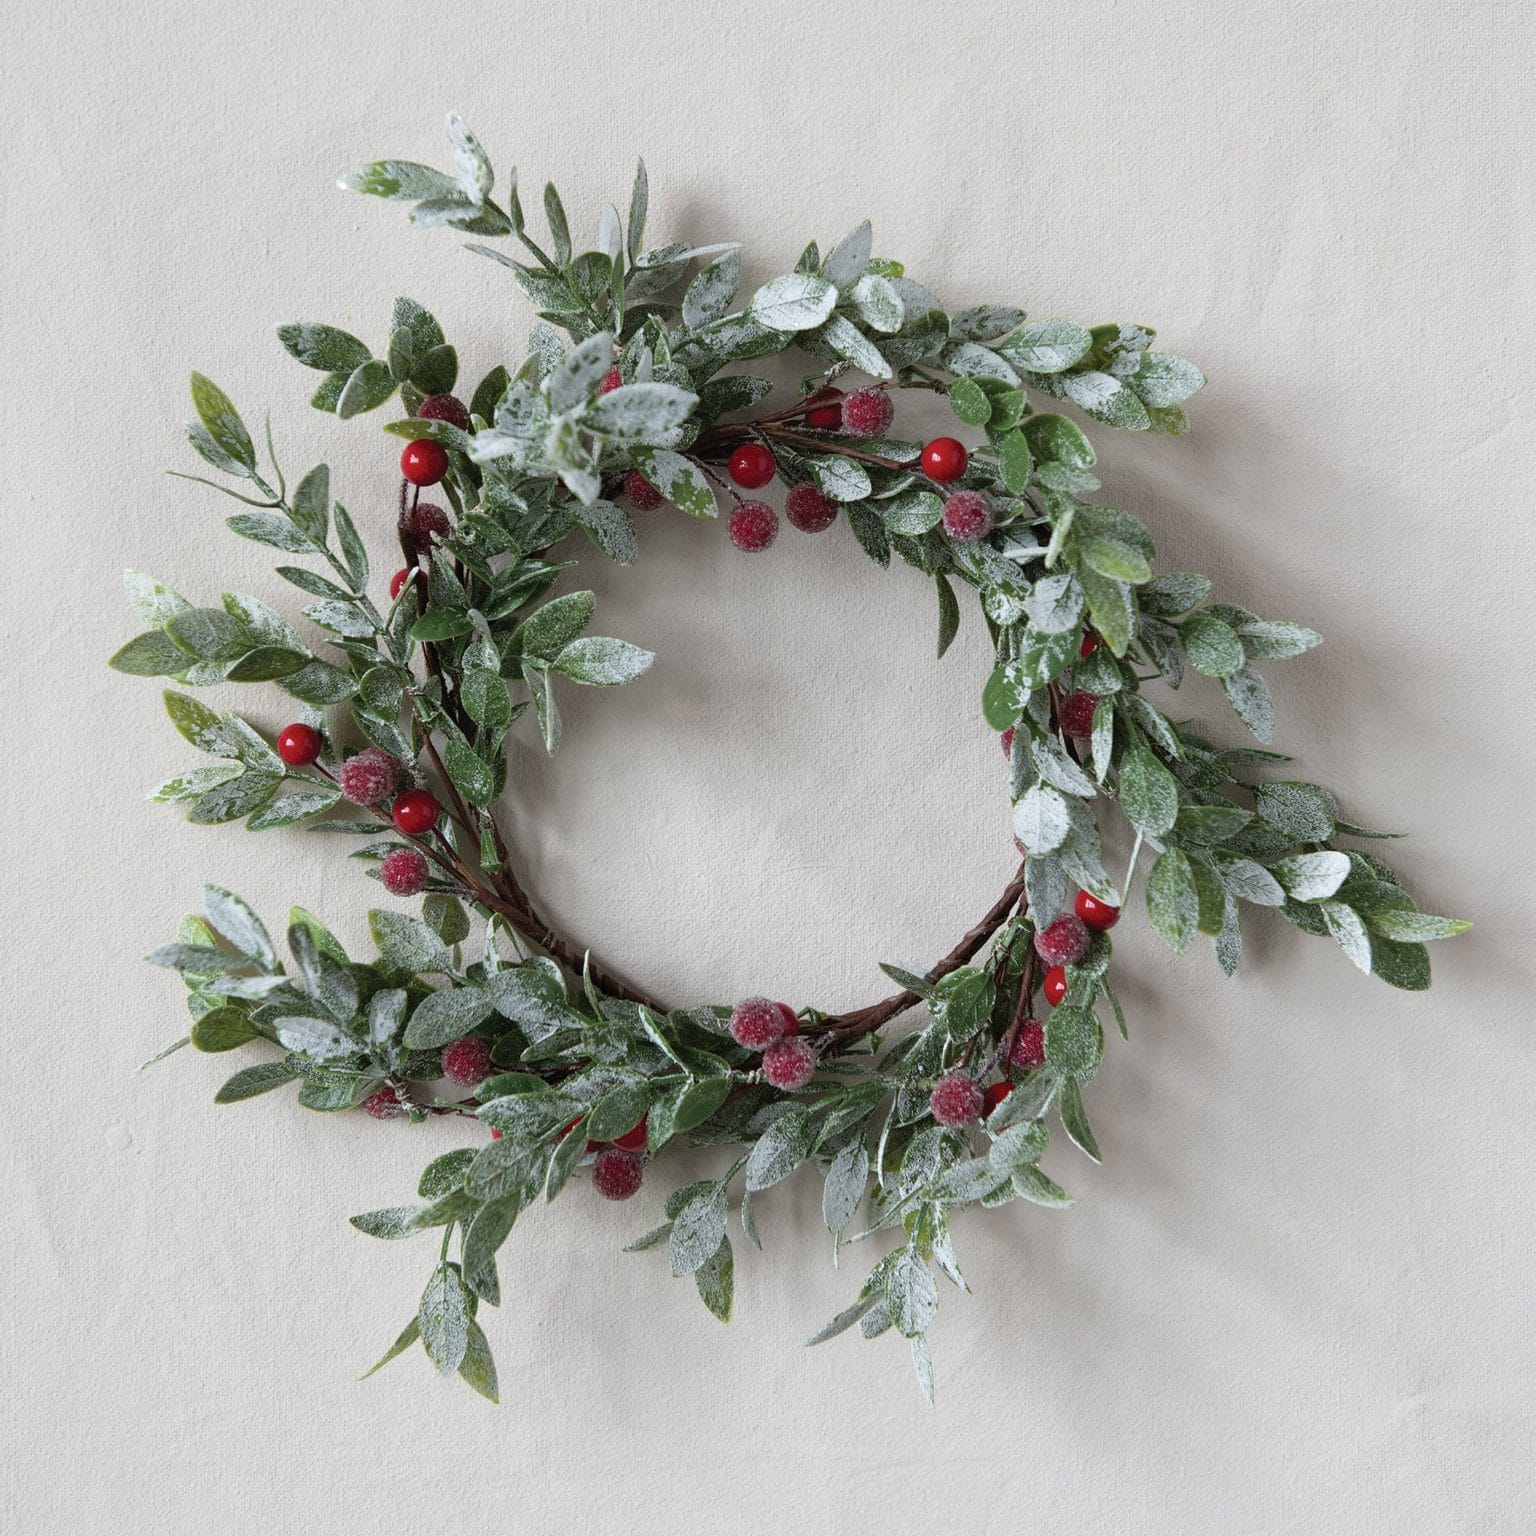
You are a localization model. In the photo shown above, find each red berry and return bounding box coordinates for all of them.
[922,437,968,483]
[776,1002,799,1036]
[1075,890,1121,931]
[1010,1019,1046,1071]
[389,567,411,599]
[729,442,776,489]
[1058,691,1099,737]
[785,482,837,533]
[391,789,440,835]
[276,722,321,767]
[802,387,844,429]
[930,1072,984,1128]
[363,1087,406,1120]
[400,440,448,486]
[598,366,623,395]
[728,500,778,552]
[623,470,664,510]
[762,1035,817,1091]
[380,847,429,896]
[983,1081,1013,1113]
[1034,913,1091,966]
[410,502,452,547]
[337,748,401,806]
[417,394,471,431]
[1042,966,1069,1007]
[1000,725,1015,759]
[942,490,993,541]
[841,386,895,437]
[730,997,787,1050]
[613,1116,649,1153]
[442,1035,492,1087]
[490,1128,503,1139]
[1080,632,1099,657]
[560,1117,582,1138]
[592,1148,643,1201]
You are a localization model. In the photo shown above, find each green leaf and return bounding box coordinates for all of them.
[888,1249,938,1338]
[821,313,893,378]
[339,159,460,201]
[445,738,496,804]
[551,636,654,686]
[694,1237,734,1322]
[403,987,495,1050]
[189,373,255,472]
[419,1263,469,1376]
[1272,850,1351,902]
[670,1185,729,1277]
[630,447,716,519]
[929,966,995,1042]
[1367,933,1432,991]
[110,631,188,676]
[1013,782,1071,856]
[584,382,697,440]
[1000,320,1092,374]
[823,1140,869,1235]
[1182,614,1245,678]
[935,574,960,659]
[213,1060,299,1103]
[1044,1006,1102,1081]
[410,610,473,642]
[370,910,453,973]
[202,886,274,966]
[279,660,358,707]
[1023,413,1095,468]
[745,1106,817,1191]
[1058,1077,1101,1161]
[276,324,371,373]
[882,490,944,535]
[189,1008,260,1052]
[1255,781,1336,842]
[1365,911,1471,942]
[1146,848,1200,953]
[749,273,838,331]
[1133,352,1206,407]
[998,429,1034,494]
[124,569,191,628]
[806,455,872,503]
[336,359,397,419]
[1119,748,1180,836]
[1222,667,1274,743]
[949,377,991,427]
[1078,568,1135,657]
[226,512,316,554]
[458,1319,499,1402]
[520,593,598,660]
[360,1317,421,1378]
[1079,535,1151,585]
[682,251,742,330]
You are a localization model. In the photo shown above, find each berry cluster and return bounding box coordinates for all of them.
[729,997,817,1089]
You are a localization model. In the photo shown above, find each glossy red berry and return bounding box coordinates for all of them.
[391,789,440,835]
[1000,725,1015,759]
[1075,890,1121,931]
[730,997,787,1050]
[1042,966,1069,1007]
[785,482,837,533]
[841,386,895,437]
[417,394,471,431]
[592,1148,644,1201]
[623,470,664,510]
[337,748,400,806]
[613,1116,649,1153]
[400,439,448,486]
[922,437,968,483]
[1034,913,1091,966]
[490,1128,503,1139]
[380,847,429,897]
[363,1087,406,1120]
[1080,632,1099,657]
[802,387,844,429]
[410,502,452,547]
[598,366,623,395]
[728,442,776,489]
[1010,1019,1046,1071]
[1058,691,1099,737]
[930,1073,984,1128]
[442,1035,492,1087]
[276,722,321,767]
[942,490,993,541]
[389,567,411,599]
[728,500,777,552]
[762,1035,817,1090]
[983,1081,1013,1113]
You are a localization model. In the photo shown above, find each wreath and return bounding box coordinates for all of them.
[113,115,1469,1403]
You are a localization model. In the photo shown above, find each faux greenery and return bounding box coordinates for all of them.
[114,115,1468,1404]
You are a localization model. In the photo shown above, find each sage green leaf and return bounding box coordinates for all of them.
[458,1319,499,1403]
[1078,568,1135,657]
[806,455,871,502]
[226,648,308,682]
[370,910,453,973]
[805,1295,880,1346]
[935,573,960,659]
[949,377,991,427]
[882,490,944,535]
[1011,1164,1073,1207]
[998,429,1033,493]
[1140,573,1212,616]
[1272,850,1351,901]
[110,631,188,676]
[1214,854,1286,906]
[930,967,994,1043]
[1058,1077,1101,1161]
[821,221,872,290]
[188,771,280,824]
[888,1249,938,1338]
[1023,412,1095,468]
[1017,627,1079,688]
[403,987,495,1050]
[339,159,460,201]
[551,636,654,686]
[148,764,242,804]
[1222,666,1274,742]
[694,1237,733,1322]
[682,251,741,331]
[276,324,371,373]
[188,1008,260,1052]
[419,1263,469,1376]
[1255,781,1336,842]
[750,273,837,331]
[213,1060,299,1103]
[850,272,903,332]
[1182,614,1245,678]
[124,569,191,628]
[823,1140,869,1235]
[999,320,1092,374]
[1235,618,1321,659]
[203,886,274,966]
[1132,352,1206,407]
[445,739,496,804]
[1365,911,1471,942]
[820,313,892,378]
[585,382,697,439]
[1013,782,1071,855]
[1146,848,1200,953]
[189,373,255,471]
[279,660,358,707]
[1045,1006,1102,1081]
[745,1105,817,1191]
[1119,748,1180,835]
[630,447,716,519]
[1368,933,1432,991]
[670,1185,729,1277]
[336,359,397,419]
[225,512,316,554]
[1079,535,1151,585]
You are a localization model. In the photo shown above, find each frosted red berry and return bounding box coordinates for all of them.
[613,1117,649,1153]
[380,847,429,896]
[592,1148,643,1201]
[391,789,440,835]
[1080,632,1099,657]
[276,722,321,767]
[623,470,664,510]
[389,567,411,599]
[1075,890,1121,931]
[1010,1019,1046,1071]
[922,437,968,483]
[598,366,623,395]
[400,439,448,486]
[1034,912,1091,966]
[841,386,895,437]
[1042,966,1069,1007]
[785,482,837,533]
[1058,691,1099,737]
[728,442,776,489]
[728,500,777,552]
[983,1081,1013,1113]
[942,490,993,541]
[730,997,787,1050]
[363,1087,406,1120]
[762,1035,817,1091]
[417,394,471,430]
[930,1072,985,1128]
[1000,725,1015,759]
[442,1035,492,1087]
[337,748,400,806]
[410,502,452,547]
[802,387,844,429]
[776,1002,799,1036]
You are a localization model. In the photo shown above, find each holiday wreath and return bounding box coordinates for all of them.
[113,116,1469,1402]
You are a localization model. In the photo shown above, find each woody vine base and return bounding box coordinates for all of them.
[113,116,1469,1402]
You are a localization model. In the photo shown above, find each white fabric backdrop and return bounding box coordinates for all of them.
[5,2,1533,1530]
